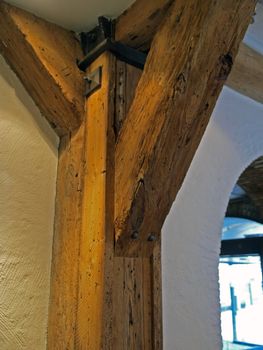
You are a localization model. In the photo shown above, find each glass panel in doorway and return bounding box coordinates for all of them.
[219,255,263,350]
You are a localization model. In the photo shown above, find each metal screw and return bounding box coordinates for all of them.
[148,233,156,242]
[131,231,139,240]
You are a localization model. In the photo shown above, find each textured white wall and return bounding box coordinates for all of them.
[0,56,58,349]
[162,87,263,350]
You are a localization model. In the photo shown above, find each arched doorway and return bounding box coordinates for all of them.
[162,86,263,350]
[220,158,263,349]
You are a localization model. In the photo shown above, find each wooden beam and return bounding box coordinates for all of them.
[113,62,163,350]
[114,0,256,256]
[227,43,263,105]
[115,0,172,51]
[116,2,263,105]
[48,52,115,349]
[112,242,162,349]
[48,55,163,349]
[47,120,85,349]
[0,1,84,136]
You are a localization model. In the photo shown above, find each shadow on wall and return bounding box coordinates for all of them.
[0,55,58,154]
[162,86,263,350]
[0,56,58,349]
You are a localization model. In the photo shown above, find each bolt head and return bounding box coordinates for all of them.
[148,233,156,242]
[131,231,139,240]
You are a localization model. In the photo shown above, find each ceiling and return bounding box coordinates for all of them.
[6,0,134,31]
[5,0,263,51]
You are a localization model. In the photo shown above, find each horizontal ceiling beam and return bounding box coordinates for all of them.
[114,0,256,256]
[0,1,85,136]
[226,43,263,105]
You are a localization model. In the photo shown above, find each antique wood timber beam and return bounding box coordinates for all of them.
[0,1,85,136]
[116,0,263,105]
[227,43,263,105]
[115,0,172,51]
[0,2,163,347]
[114,0,257,256]
[48,54,163,349]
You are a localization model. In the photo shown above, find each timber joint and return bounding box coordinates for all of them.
[77,16,147,72]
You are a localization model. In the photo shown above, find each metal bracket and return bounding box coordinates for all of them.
[78,17,147,72]
[84,66,102,97]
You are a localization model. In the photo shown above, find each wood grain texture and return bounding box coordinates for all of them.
[48,58,162,349]
[112,243,162,350]
[227,43,263,104]
[116,1,263,105]
[75,52,116,350]
[115,0,172,51]
[115,60,142,135]
[113,62,162,349]
[114,0,256,256]
[47,127,85,349]
[0,1,84,136]
[152,241,163,350]
[47,53,115,349]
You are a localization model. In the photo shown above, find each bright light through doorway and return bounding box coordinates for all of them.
[219,255,263,349]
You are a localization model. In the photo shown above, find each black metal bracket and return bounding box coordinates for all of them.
[78,17,147,72]
[84,66,102,97]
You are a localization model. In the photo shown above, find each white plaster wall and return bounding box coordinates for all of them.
[162,87,263,350]
[0,55,58,349]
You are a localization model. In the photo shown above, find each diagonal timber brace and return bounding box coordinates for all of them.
[0,0,258,348]
[0,1,85,136]
[114,0,257,257]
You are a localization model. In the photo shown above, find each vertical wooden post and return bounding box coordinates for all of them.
[48,52,162,349]
[112,61,163,350]
[75,52,116,349]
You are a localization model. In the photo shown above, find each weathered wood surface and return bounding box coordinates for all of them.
[115,60,142,135]
[152,241,163,349]
[227,43,263,105]
[48,56,163,349]
[113,62,162,349]
[116,1,263,105]
[0,1,84,136]
[115,0,172,51]
[115,0,256,256]
[47,125,85,349]
[75,53,116,350]
[113,256,153,349]
[48,53,115,349]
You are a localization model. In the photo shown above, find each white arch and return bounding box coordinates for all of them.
[162,86,263,350]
